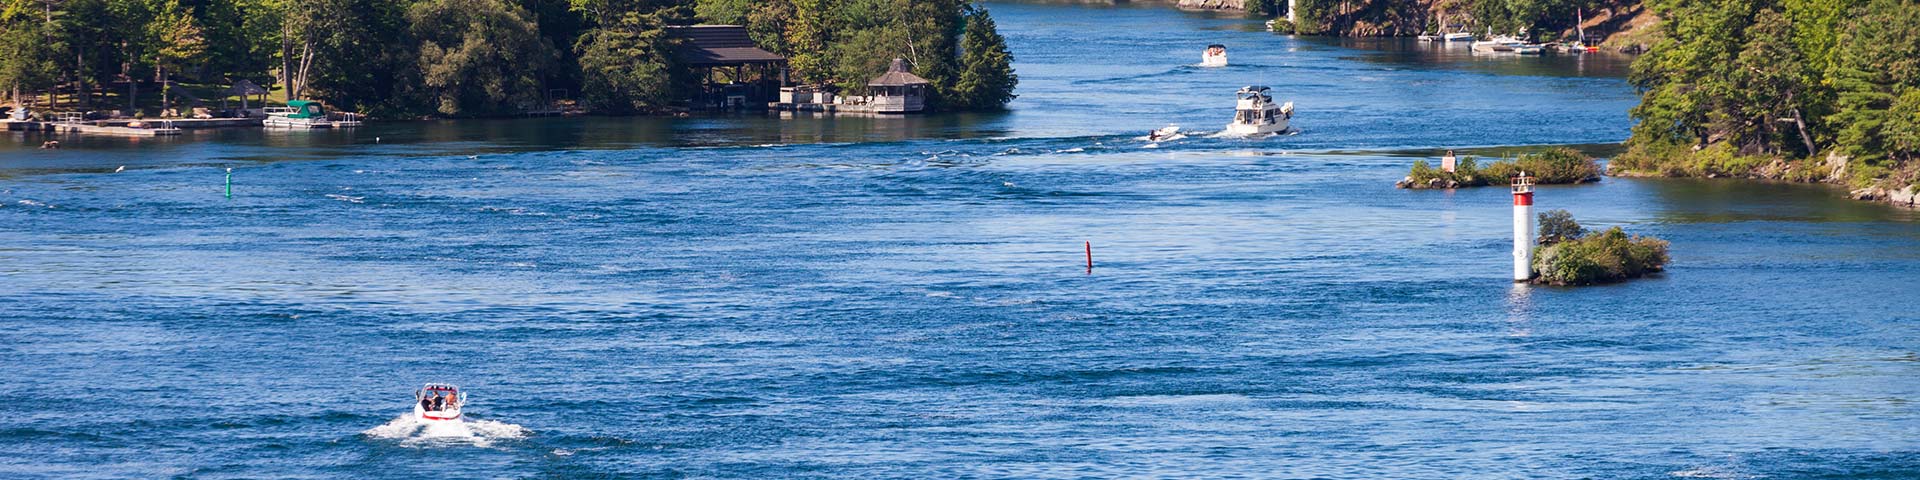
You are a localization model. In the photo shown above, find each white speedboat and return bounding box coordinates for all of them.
[263,100,334,128]
[413,383,467,422]
[1443,32,1476,42]
[1201,44,1228,67]
[1225,86,1292,136]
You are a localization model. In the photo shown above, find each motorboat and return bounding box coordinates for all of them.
[1444,32,1476,42]
[1515,44,1545,55]
[263,100,334,128]
[1225,86,1292,136]
[1472,35,1525,53]
[413,383,467,422]
[1201,44,1228,67]
[1146,125,1186,142]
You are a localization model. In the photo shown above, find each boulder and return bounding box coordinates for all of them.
[1850,187,1887,201]
[1426,178,1443,189]
[1395,176,1413,189]
[1891,186,1918,207]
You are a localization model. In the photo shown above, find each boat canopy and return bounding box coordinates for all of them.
[283,100,326,119]
[419,383,460,393]
[1207,44,1226,49]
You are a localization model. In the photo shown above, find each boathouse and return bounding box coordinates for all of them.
[667,25,787,110]
[867,59,929,114]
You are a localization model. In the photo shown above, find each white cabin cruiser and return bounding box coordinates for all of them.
[413,383,467,422]
[1443,32,1476,42]
[1225,86,1293,136]
[1201,44,1228,67]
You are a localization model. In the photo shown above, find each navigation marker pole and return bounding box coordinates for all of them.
[225,168,233,199]
[1512,171,1535,282]
[1086,241,1093,274]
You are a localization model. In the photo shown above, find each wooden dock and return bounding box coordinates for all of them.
[6,118,263,137]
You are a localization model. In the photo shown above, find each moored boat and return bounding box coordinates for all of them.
[263,100,335,128]
[1225,86,1292,136]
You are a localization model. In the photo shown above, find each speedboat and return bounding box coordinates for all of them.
[263,100,334,128]
[413,383,467,422]
[1201,44,1228,67]
[1443,32,1476,42]
[1225,86,1292,136]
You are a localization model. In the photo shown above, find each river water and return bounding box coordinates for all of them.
[3,2,1916,478]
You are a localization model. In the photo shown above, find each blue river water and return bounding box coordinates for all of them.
[3,2,1917,478]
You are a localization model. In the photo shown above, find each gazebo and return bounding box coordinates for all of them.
[867,58,929,114]
[224,79,269,112]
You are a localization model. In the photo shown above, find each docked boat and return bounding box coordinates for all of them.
[1515,44,1545,55]
[1225,86,1292,136]
[1443,32,1476,42]
[1201,44,1228,67]
[263,100,334,128]
[1472,35,1525,53]
[413,383,467,422]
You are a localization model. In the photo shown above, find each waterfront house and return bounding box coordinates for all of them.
[667,25,788,110]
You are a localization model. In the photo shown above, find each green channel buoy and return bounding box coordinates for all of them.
[225,168,232,199]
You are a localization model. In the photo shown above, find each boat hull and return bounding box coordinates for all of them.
[263,116,333,128]
[1201,54,1227,67]
[1224,118,1289,136]
[414,404,462,422]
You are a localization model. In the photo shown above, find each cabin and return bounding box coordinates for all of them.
[866,59,929,114]
[667,25,788,110]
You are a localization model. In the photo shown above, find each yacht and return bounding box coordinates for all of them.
[1225,86,1292,136]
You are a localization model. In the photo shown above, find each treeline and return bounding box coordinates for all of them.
[1286,0,1630,38]
[1615,0,1920,189]
[0,0,1016,118]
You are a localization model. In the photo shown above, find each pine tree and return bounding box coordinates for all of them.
[952,4,1014,111]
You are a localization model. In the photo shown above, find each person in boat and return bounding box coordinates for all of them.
[1149,130,1161,142]
[420,393,435,411]
[442,392,458,410]
[433,392,448,411]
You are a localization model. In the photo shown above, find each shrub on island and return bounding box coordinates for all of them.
[1528,210,1670,286]
[1397,147,1602,189]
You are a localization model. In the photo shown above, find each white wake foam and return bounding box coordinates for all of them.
[363,414,530,448]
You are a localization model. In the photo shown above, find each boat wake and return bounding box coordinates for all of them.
[362,415,530,448]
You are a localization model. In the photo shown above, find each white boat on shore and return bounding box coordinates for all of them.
[1225,86,1292,136]
[1201,44,1228,67]
[413,383,467,422]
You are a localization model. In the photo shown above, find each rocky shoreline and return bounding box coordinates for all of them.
[1609,152,1920,210]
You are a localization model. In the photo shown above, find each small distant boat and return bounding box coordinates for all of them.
[1201,44,1228,67]
[1515,44,1545,55]
[264,100,335,128]
[1444,32,1476,42]
[1472,35,1525,53]
[413,383,467,422]
[1225,86,1292,136]
[1146,125,1186,142]
[1417,34,1440,42]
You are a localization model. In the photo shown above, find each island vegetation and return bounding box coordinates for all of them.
[1528,209,1669,286]
[0,0,1017,119]
[1396,147,1601,189]
[1269,0,1657,50]
[1611,0,1920,208]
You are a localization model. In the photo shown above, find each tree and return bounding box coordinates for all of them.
[0,15,60,105]
[146,0,205,115]
[1728,8,1815,155]
[1826,0,1920,165]
[408,0,554,116]
[951,4,1015,110]
[575,9,678,113]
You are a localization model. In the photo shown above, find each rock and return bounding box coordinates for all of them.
[1426,178,1443,189]
[1395,176,1413,189]
[1850,187,1887,201]
[1825,152,1850,182]
[1891,186,1918,207]
[1444,180,1460,189]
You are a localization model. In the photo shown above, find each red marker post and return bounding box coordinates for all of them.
[1085,241,1093,274]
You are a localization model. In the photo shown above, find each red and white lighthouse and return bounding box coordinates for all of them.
[1512,171,1536,281]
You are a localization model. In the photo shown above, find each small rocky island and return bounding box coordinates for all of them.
[1397,147,1602,189]
[1527,210,1670,286]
